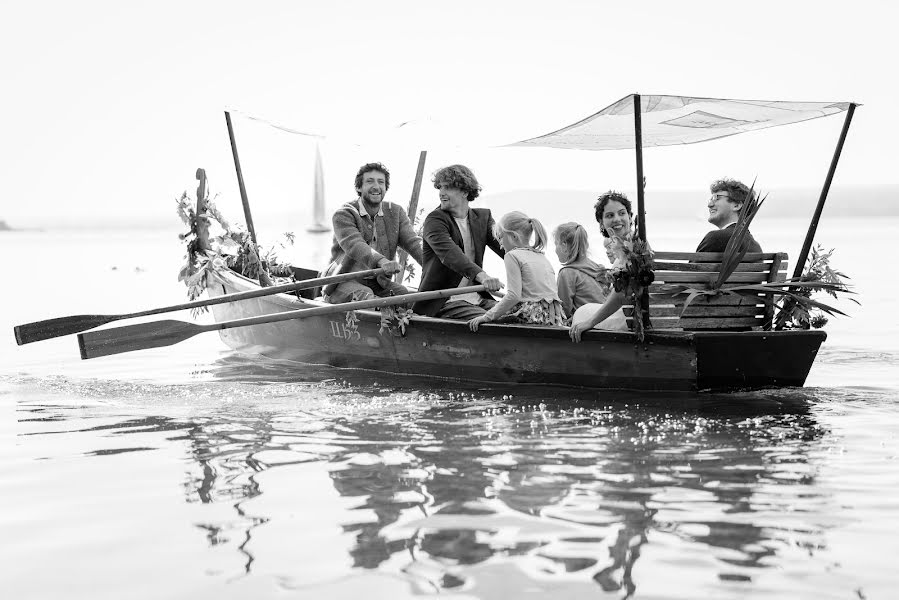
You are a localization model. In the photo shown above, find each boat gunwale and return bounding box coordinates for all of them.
[209,268,823,346]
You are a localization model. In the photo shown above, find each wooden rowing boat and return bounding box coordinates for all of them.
[10,95,854,390]
[205,268,826,391]
[193,95,855,391]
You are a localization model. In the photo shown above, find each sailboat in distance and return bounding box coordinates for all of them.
[306,141,330,233]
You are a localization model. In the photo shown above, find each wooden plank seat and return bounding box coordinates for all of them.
[623,251,788,331]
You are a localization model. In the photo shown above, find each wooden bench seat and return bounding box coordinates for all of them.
[624,251,788,331]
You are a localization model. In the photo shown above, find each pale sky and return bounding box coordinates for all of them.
[1,0,896,228]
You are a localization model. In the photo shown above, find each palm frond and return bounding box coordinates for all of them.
[676,280,854,319]
[714,180,765,289]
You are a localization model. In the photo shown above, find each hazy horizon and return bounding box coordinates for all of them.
[3,182,896,231]
[3,1,898,238]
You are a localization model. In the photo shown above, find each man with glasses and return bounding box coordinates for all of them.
[696,178,763,253]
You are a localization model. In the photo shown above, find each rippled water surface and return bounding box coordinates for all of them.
[2,221,898,599]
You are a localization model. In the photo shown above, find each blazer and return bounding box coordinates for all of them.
[413,206,505,316]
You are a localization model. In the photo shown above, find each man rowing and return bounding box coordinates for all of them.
[412,164,505,319]
[321,162,423,303]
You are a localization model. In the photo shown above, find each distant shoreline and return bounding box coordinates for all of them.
[0,219,45,233]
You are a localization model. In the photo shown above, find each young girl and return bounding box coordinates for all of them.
[553,222,608,320]
[468,211,565,331]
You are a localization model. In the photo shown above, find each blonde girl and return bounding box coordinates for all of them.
[553,222,608,319]
[468,211,565,331]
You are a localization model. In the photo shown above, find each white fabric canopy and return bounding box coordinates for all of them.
[506,95,854,151]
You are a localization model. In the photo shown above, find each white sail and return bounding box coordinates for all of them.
[307,141,329,233]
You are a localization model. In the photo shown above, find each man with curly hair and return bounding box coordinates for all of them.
[697,178,763,253]
[321,162,423,303]
[412,164,505,319]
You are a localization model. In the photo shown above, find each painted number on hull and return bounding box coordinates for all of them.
[330,320,361,342]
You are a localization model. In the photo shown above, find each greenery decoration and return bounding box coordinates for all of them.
[601,233,655,342]
[773,244,856,330]
[345,310,360,338]
[176,188,296,315]
[379,305,414,336]
[673,182,856,328]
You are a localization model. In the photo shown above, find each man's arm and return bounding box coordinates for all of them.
[569,290,624,342]
[332,208,386,268]
[422,213,482,281]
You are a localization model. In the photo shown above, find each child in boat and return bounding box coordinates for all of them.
[468,211,565,331]
[553,222,609,320]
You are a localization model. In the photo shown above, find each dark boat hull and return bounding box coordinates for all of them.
[207,271,826,392]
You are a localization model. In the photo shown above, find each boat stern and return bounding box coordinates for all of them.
[694,330,827,391]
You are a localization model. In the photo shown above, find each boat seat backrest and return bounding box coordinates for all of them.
[290,266,322,300]
[623,251,788,331]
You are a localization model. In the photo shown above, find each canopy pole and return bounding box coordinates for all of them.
[633,94,647,241]
[633,93,650,330]
[225,111,272,286]
[224,111,259,246]
[395,150,428,284]
[792,103,856,280]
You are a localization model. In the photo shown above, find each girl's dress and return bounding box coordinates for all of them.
[484,248,565,326]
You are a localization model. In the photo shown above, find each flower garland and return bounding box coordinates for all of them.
[379,305,414,336]
[774,244,856,330]
[176,189,295,315]
[602,233,655,342]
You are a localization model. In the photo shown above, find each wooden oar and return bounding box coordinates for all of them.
[78,285,486,360]
[13,268,385,345]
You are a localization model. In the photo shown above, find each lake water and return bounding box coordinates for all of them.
[2,213,897,600]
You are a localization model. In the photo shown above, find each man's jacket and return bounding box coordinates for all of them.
[413,207,504,316]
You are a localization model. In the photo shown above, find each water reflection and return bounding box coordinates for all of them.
[163,382,828,596]
[12,373,833,596]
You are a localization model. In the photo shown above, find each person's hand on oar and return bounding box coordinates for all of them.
[376,259,402,287]
[475,271,504,293]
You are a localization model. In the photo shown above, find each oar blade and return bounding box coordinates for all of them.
[78,319,205,360]
[14,314,119,345]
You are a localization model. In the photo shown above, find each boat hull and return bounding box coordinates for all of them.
[207,271,825,392]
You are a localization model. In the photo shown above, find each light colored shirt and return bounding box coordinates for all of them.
[450,215,482,304]
[357,198,387,264]
[485,248,560,320]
